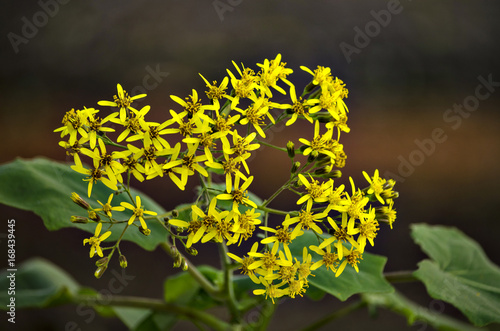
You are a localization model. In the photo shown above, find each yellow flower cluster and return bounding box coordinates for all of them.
[55,54,398,299]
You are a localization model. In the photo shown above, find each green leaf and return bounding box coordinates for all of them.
[0,157,168,251]
[411,224,500,327]
[113,307,151,330]
[363,291,482,331]
[288,230,394,301]
[0,258,79,309]
[163,265,222,310]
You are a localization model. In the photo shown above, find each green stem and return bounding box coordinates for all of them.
[254,299,276,331]
[256,206,296,216]
[299,300,366,331]
[160,242,220,297]
[218,243,242,323]
[73,294,231,331]
[384,270,418,283]
[255,139,287,152]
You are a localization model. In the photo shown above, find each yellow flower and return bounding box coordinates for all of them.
[226,61,258,109]
[127,120,173,151]
[248,244,293,280]
[80,138,124,185]
[335,246,363,277]
[282,203,327,239]
[71,153,117,197]
[231,208,261,245]
[120,195,157,229]
[95,193,125,218]
[309,244,338,274]
[362,169,386,204]
[348,207,379,253]
[259,220,294,263]
[300,65,332,87]
[199,74,229,109]
[282,84,314,126]
[174,143,208,188]
[216,175,258,213]
[331,177,369,220]
[253,277,288,304]
[206,153,248,193]
[98,84,146,123]
[185,198,229,247]
[299,120,336,160]
[376,199,397,229]
[319,213,359,260]
[256,53,293,97]
[296,174,331,210]
[227,242,261,284]
[54,108,96,145]
[109,105,150,142]
[83,222,111,258]
[170,89,216,117]
[85,112,116,149]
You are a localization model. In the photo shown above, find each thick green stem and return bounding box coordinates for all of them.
[299,300,367,331]
[73,294,231,331]
[218,243,242,323]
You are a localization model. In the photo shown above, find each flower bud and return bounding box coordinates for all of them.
[286,141,295,159]
[182,260,189,271]
[291,161,301,174]
[171,245,180,260]
[323,170,342,179]
[71,216,89,224]
[173,255,184,269]
[96,257,109,267]
[119,255,128,268]
[71,192,90,210]
[307,151,319,163]
[139,227,151,236]
[88,210,101,222]
[94,265,107,279]
[171,209,179,218]
[185,247,198,256]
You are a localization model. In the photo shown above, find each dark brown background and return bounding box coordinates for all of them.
[1,1,500,330]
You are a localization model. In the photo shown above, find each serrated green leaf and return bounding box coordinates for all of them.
[411,223,500,326]
[363,291,481,331]
[288,231,393,301]
[0,157,169,251]
[0,258,79,309]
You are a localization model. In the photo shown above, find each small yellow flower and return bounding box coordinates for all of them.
[216,175,258,213]
[363,169,386,204]
[83,222,111,258]
[335,246,363,277]
[120,195,157,229]
[309,244,339,274]
[71,154,117,197]
[253,277,288,304]
[98,83,146,123]
[283,203,327,239]
[95,193,125,218]
[296,174,331,209]
[227,242,261,284]
[199,74,229,109]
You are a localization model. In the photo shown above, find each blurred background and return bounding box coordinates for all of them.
[1,0,500,330]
